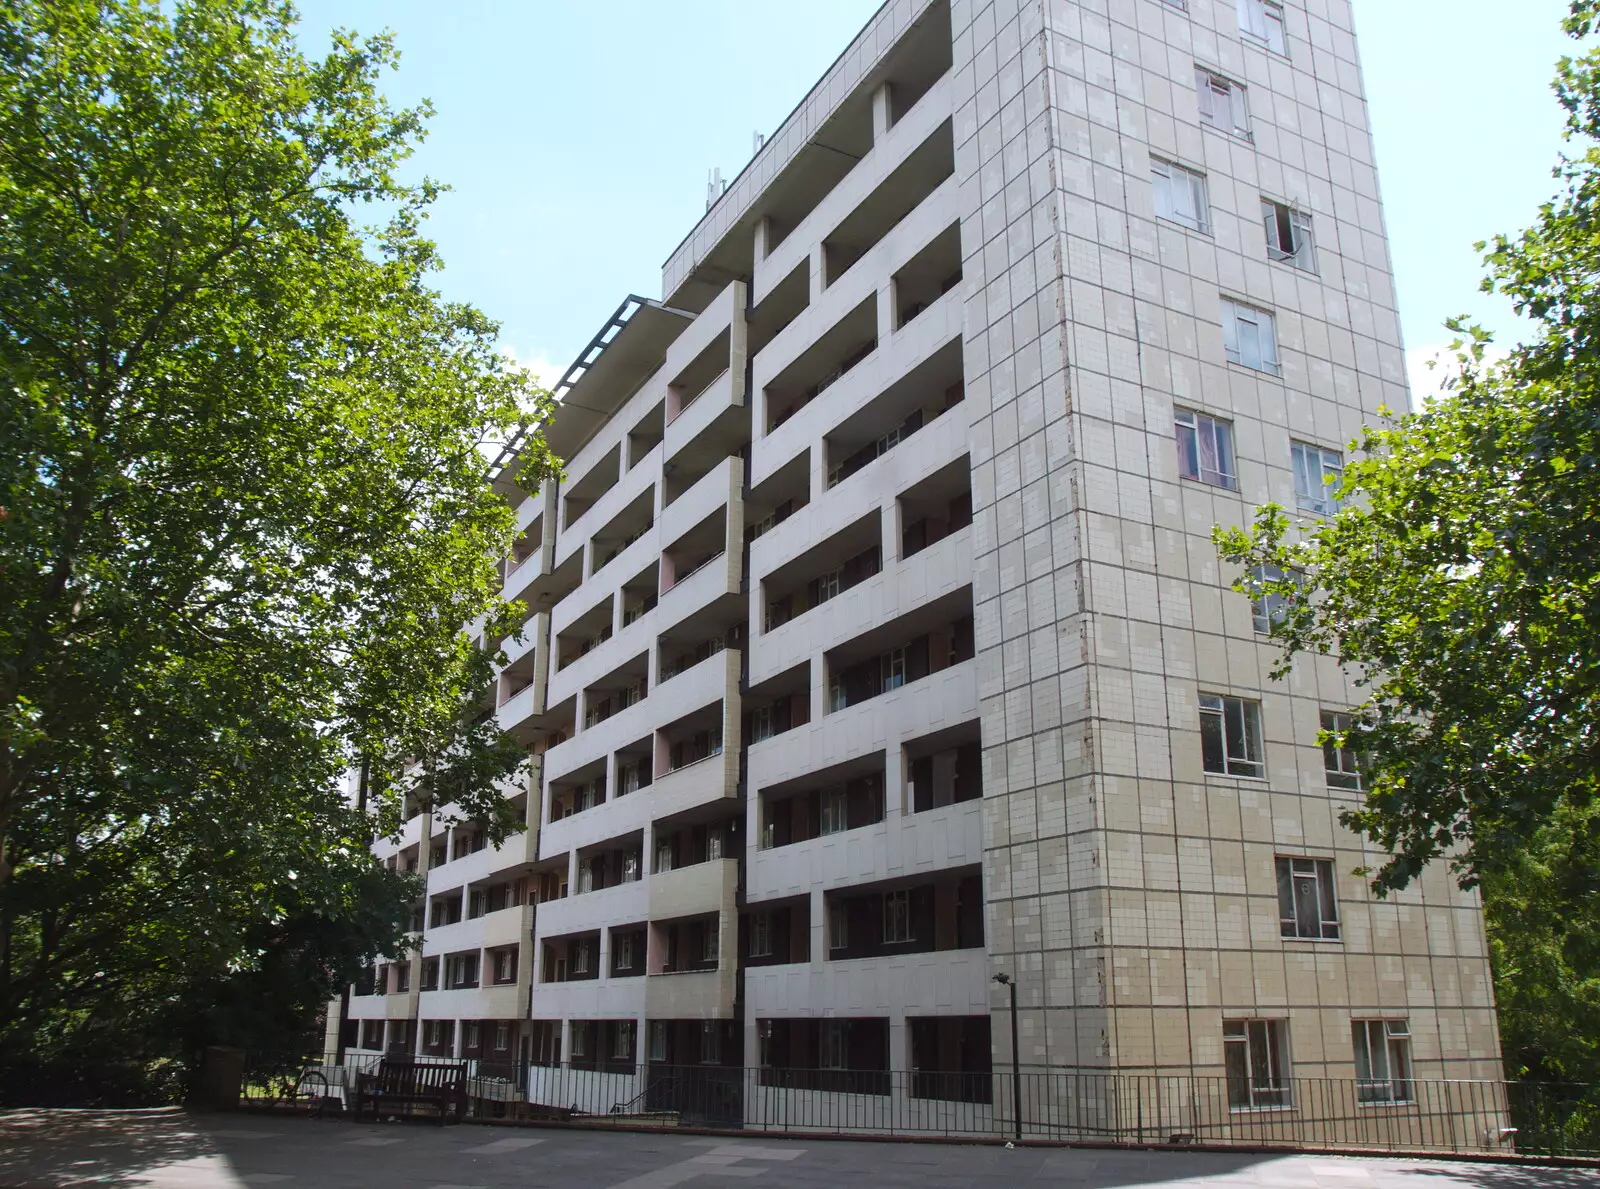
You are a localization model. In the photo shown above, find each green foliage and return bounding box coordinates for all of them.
[0,0,555,1083]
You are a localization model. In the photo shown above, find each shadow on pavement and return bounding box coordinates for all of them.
[0,1107,217,1187]
[1396,1162,1600,1189]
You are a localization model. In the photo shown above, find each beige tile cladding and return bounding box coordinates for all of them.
[955,0,1500,1077]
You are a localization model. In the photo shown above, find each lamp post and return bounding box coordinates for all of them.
[993,972,1021,1141]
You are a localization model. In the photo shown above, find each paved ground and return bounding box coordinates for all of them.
[0,1109,1593,1189]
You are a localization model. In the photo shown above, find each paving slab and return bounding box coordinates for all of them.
[0,1109,1594,1189]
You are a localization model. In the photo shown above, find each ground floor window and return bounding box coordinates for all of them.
[360,1020,384,1051]
[757,1017,890,1095]
[1352,1019,1412,1103]
[908,1016,992,1104]
[1224,1019,1290,1109]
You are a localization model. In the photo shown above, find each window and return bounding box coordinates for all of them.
[1263,199,1315,271]
[1224,1019,1291,1108]
[393,962,410,993]
[1291,441,1342,515]
[750,910,773,958]
[569,1023,588,1058]
[1175,408,1237,489]
[1249,564,1288,634]
[494,1023,510,1052]
[1238,0,1287,54]
[621,852,640,883]
[463,1022,481,1050]
[649,1021,667,1062]
[655,841,673,873]
[821,1020,847,1069]
[702,1021,722,1064]
[1353,1020,1413,1103]
[750,705,774,742]
[828,677,847,713]
[1195,68,1250,137]
[1221,298,1281,374]
[1151,157,1209,233]
[707,829,723,861]
[425,1020,445,1048]
[821,786,849,835]
[493,949,515,983]
[1321,710,1365,790]
[701,919,721,964]
[615,930,635,970]
[1277,857,1341,940]
[613,1021,634,1061]
[829,900,849,952]
[882,647,907,692]
[572,941,592,974]
[361,1020,384,1050]
[1199,694,1265,778]
[883,890,913,944]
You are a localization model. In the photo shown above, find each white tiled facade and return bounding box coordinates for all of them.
[343,0,1501,1116]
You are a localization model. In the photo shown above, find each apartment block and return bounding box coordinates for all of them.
[342,0,1502,1131]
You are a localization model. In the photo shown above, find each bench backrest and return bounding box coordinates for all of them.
[375,1059,466,1094]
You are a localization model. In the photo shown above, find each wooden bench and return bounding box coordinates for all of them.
[351,1058,468,1124]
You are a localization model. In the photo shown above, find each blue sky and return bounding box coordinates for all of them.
[293,0,1577,397]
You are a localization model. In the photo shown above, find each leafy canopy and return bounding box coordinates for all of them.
[0,0,554,1077]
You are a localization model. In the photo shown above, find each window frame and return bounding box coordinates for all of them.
[882,889,914,945]
[1237,0,1288,54]
[1195,66,1251,138]
[1352,1019,1414,1104]
[829,899,849,953]
[1175,407,1239,490]
[1276,856,1341,941]
[749,909,773,958]
[1320,710,1366,791]
[1262,199,1316,272]
[1220,297,1281,375]
[1151,156,1210,234]
[1224,1018,1292,1109]
[1199,693,1266,779]
[1249,563,1289,635]
[1291,440,1343,515]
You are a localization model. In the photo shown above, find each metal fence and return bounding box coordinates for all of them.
[240,1054,1600,1160]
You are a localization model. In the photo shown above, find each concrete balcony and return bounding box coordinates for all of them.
[419,916,486,959]
[348,993,387,1019]
[658,455,742,561]
[744,946,988,1018]
[747,659,977,796]
[645,965,738,1019]
[503,547,550,609]
[649,858,738,922]
[655,549,738,636]
[477,903,535,950]
[417,984,520,1021]
[752,70,954,305]
[751,524,971,688]
[747,798,982,902]
[427,836,518,898]
[383,991,419,1021]
[664,369,746,474]
[529,977,646,1022]
[496,674,546,734]
[751,284,963,490]
[534,879,648,943]
[554,444,660,573]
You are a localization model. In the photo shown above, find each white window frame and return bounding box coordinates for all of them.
[1175,407,1238,489]
[1238,0,1287,54]
[1276,856,1341,940]
[1249,563,1289,635]
[571,939,592,973]
[821,1020,847,1069]
[1291,440,1342,515]
[649,1020,668,1062]
[569,1022,589,1058]
[614,930,635,970]
[749,910,773,958]
[1263,199,1316,271]
[1320,710,1365,791]
[1220,297,1281,374]
[612,1021,634,1061]
[820,785,849,835]
[1353,1019,1413,1104]
[828,899,849,952]
[464,1021,480,1050]
[700,918,721,964]
[494,1022,510,1052]
[707,828,723,861]
[882,647,908,692]
[425,1020,444,1047]
[883,890,913,944]
[701,1020,722,1065]
[1224,1019,1291,1109]
[1151,157,1210,234]
[750,704,774,743]
[1195,67,1251,137]
[1199,693,1265,778]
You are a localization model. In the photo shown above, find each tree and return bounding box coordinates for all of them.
[0,0,555,1089]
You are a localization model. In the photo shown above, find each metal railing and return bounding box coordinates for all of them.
[239,1054,1600,1159]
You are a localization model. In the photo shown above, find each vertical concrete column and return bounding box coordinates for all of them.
[809,655,828,726]
[883,731,907,821]
[753,215,773,265]
[882,498,902,572]
[872,81,894,141]
[809,241,826,302]
[810,885,828,967]
[877,280,897,345]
